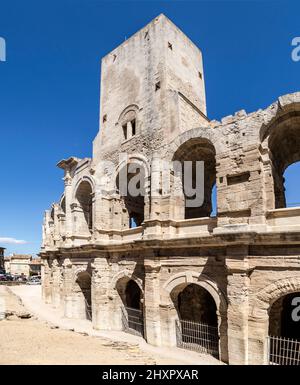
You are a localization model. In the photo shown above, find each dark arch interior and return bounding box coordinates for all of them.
[269,292,300,339]
[268,116,300,208]
[76,271,92,319]
[125,280,141,310]
[173,138,216,219]
[177,283,218,327]
[76,181,93,229]
[60,196,66,214]
[116,163,145,228]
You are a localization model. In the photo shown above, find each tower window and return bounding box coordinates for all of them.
[122,119,136,140]
[103,114,107,123]
[131,119,136,136]
[155,81,161,91]
[122,124,127,140]
[198,72,202,79]
[168,42,173,50]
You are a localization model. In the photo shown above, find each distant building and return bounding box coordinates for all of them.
[4,254,41,278]
[29,258,42,276]
[0,247,5,270]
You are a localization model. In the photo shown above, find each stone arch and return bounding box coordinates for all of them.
[73,178,94,233]
[162,271,228,362]
[73,265,92,282]
[73,176,95,199]
[165,126,220,162]
[170,135,217,219]
[115,155,150,228]
[59,194,66,214]
[110,269,144,294]
[109,269,144,334]
[251,276,300,318]
[118,104,140,140]
[72,267,92,320]
[162,271,227,313]
[115,154,150,181]
[259,95,300,209]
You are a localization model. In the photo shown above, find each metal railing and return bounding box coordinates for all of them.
[121,306,144,337]
[176,319,219,359]
[268,336,300,365]
[84,299,92,321]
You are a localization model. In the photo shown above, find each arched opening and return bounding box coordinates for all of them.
[125,279,141,309]
[74,271,92,320]
[172,283,219,358]
[283,162,300,208]
[268,292,300,365]
[116,163,145,228]
[173,138,216,219]
[269,292,300,340]
[116,277,144,337]
[118,105,139,141]
[267,116,300,208]
[75,181,93,232]
[60,196,66,214]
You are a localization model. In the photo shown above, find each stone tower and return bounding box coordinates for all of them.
[93,14,208,164]
[41,13,300,366]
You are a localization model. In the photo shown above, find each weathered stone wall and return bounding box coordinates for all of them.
[40,14,300,365]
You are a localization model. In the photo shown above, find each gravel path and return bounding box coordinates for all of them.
[0,285,222,365]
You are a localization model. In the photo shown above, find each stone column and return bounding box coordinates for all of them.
[248,312,269,365]
[64,171,73,247]
[226,245,250,365]
[51,258,61,308]
[62,258,73,318]
[91,257,111,330]
[41,258,52,304]
[144,257,162,346]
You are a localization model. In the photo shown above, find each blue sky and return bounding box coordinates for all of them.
[0,0,299,256]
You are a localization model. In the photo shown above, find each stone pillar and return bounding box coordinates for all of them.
[170,166,185,220]
[248,313,269,365]
[63,258,73,318]
[91,257,111,330]
[64,171,73,247]
[41,258,52,304]
[53,204,60,245]
[159,303,177,347]
[226,246,250,365]
[150,154,162,222]
[51,259,61,308]
[127,121,132,139]
[144,257,162,346]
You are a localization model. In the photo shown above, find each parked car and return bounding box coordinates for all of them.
[26,276,41,285]
[0,274,7,281]
[4,274,14,281]
[14,275,27,282]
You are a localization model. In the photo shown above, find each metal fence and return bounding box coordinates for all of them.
[84,298,92,321]
[176,319,219,359]
[121,306,144,337]
[268,336,300,365]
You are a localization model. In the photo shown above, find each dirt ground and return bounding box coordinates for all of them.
[0,286,184,365]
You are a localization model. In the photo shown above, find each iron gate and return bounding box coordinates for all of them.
[121,306,144,337]
[176,319,219,359]
[268,336,300,365]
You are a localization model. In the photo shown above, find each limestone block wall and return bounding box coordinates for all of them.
[40,13,300,366]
